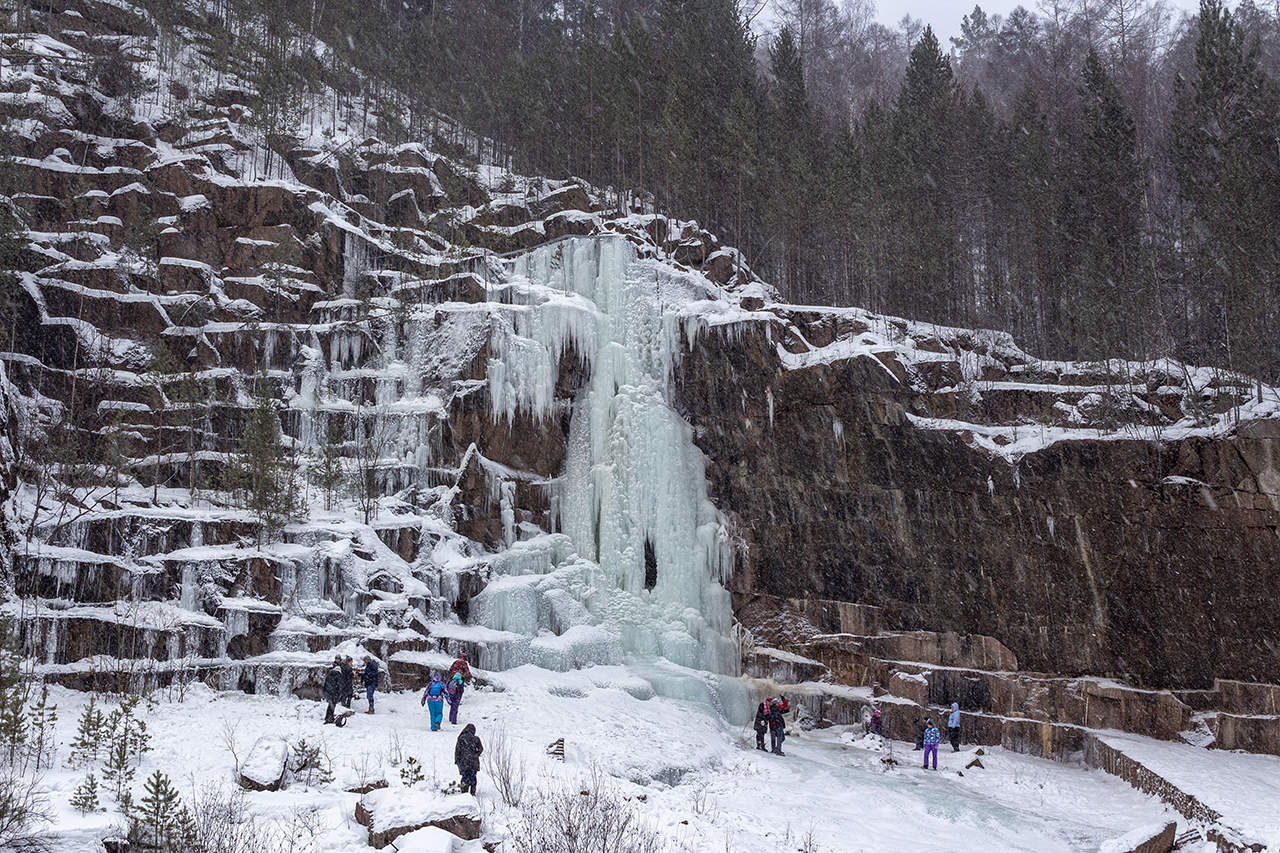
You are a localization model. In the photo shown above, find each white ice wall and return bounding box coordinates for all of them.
[482,237,737,675]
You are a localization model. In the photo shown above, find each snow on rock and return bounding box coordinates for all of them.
[238,736,288,791]
[355,788,480,849]
[1096,821,1176,853]
[392,826,463,853]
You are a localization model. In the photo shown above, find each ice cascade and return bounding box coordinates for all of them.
[480,237,739,677]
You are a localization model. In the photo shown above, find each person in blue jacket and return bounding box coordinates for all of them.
[947,702,962,751]
[922,719,940,770]
[421,673,446,731]
[362,655,380,714]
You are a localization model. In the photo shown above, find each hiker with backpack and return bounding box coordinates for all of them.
[447,652,472,685]
[446,670,465,725]
[454,723,483,795]
[922,719,941,770]
[768,694,790,755]
[421,673,447,731]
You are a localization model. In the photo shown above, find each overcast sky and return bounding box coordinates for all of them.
[844,0,1206,44]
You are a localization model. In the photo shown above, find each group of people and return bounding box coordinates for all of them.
[318,651,483,794]
[321,654,381,724]
[913,702,963,770]
[752,695,790,755]
[420,653,472,730]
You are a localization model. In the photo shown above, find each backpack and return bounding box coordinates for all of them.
[427,680,445,698]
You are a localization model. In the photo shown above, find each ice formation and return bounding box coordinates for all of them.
[479,237,739,678]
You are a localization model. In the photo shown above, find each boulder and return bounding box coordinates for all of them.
[355,788,481,849]
[888,671,929,706]
[1097,821,1176,853]
[239,736,288,791]
[391,827,459,853]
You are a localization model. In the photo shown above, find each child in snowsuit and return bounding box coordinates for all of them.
[446,671,465,725]
[753,699,771,751]
[947,702,962,751]
[454,723,483,795]
[768,695,790,755]
[869,707,883,736]
[362,656,380,714]
[421,673,446,730]
[922,720,940,770]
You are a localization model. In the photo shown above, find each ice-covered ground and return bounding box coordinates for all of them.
[40,669,1182,853]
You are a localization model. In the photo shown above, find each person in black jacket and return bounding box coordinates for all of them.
[362,655,380,714]
[768,695,790,755]
[913,716,925,751]
[454,724,483,795]
[322,660,345,724]
[753,700,770,751]
[340,656,355,708]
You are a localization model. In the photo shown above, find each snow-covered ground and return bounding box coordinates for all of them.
[40,669,1183,853]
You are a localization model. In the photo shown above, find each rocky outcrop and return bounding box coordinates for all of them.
[677,318,1280,689]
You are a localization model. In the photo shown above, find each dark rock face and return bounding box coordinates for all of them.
[676,321,1280,689]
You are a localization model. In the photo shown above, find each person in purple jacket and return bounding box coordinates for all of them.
[922,719,941,770]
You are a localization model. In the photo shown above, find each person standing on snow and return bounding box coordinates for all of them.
[913,716,925,751]
[768,694,790,755]
[753,698,771,751]
[322,659,345,725]
[446,670,466,725]
[447,652,472,685]
[947,702,961,751]
[869,707,883,736]
[340,656,355,709]
[421,673,447,731]
[922,719,940,770]
[454,723,484,795]
[362,655,380,714]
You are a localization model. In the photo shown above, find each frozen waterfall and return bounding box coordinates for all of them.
[481,236,739,678]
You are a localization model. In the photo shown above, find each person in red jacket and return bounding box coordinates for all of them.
[447,652,472,684]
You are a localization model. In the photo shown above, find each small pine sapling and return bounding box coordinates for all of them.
[70,772,102,814]
[289,739,333,787]
[69,694,106,766]
[102,732,135,803]
[398,755,426,787]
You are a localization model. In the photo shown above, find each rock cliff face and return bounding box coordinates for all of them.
[4,0,1280,747]
[675,316,1280,688]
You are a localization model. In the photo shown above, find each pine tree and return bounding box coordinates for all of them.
[0,617,28,767]
[1171,0,1280,381]
[310,415,346,511]
[102,732,134,803]
[70,772,101,814]
[101,696,151,801]
[24,684,55,771]
[69,694,105,766]
[224,374,302,543]
[130,770,196,852]
[1072,47,1147,359]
